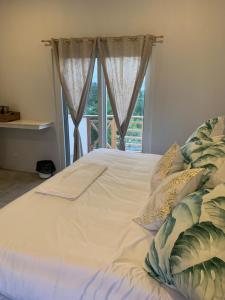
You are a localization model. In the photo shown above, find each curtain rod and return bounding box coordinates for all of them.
[41,35,164,46]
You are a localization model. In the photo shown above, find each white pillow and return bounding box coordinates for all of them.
[151,144,184,192]
[134,168,204,231]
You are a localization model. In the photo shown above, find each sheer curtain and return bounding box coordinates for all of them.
[52,38,97,161]
[98,35,153,150]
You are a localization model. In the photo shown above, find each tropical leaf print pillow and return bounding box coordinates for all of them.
[181,135,225,188]
[145,185,225,300]
[185,116,225,144]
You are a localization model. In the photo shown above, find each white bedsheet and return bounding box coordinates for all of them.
[0,149,185,300]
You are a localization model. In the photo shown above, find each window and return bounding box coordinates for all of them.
[63,59,148,164]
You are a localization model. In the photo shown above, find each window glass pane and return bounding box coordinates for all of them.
[126,80,145,152]
[64,61,146,165]
[67,61,99,163]
[84,62,99,152]
[106,96,115,149]
[106,80,145,152]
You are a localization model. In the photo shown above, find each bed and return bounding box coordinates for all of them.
[0,149,185,300]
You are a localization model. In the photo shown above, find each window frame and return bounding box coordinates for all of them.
[62,57,151,164]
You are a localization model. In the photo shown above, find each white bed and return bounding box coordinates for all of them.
[0,149,185,300]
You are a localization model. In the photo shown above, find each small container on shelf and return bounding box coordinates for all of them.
[0,111,20,122]
[0,106,9,114]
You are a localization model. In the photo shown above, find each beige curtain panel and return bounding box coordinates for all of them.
[52,38,97,161]
[98,35,153,150]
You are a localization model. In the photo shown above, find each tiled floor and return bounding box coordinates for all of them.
[0,169,43,208]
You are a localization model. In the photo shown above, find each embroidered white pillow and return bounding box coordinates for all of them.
[151,144,184,192]
[134,168,204,231]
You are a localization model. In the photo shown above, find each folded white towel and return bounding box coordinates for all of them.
[36,162,107,200]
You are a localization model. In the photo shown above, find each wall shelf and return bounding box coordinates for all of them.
[0,120,53,130]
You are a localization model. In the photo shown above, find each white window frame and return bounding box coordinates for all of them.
[55,56,152,167]
[51,50,67,170]
[143,62,152,153]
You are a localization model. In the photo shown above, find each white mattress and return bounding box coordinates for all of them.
[0,149,185,300]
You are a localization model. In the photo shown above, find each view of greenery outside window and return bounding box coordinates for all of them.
[84,84,144,152]
[65,61,145,163]
[106,87,144,151]
[81,60,145,152]
[84,61,99,151]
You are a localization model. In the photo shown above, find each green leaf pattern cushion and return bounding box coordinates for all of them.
[181,136,225,188]
[145,185,225,300]
[186,116,225,144]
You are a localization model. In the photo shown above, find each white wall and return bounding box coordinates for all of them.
[0,0,225,171]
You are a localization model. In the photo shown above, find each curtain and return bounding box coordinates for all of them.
[98,35,153,150]
[52,38,97,161]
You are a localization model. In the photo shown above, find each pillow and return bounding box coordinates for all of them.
[186,116,225,144]
[145,185,225,300]
[133,168,204,231]
[182,135,225,188]
[151,144,184,192]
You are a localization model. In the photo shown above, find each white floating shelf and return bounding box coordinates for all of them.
[0,120,53,130]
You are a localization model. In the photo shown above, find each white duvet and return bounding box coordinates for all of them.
[0,149,185,300]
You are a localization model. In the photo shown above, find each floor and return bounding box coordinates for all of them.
[0,169,43,208]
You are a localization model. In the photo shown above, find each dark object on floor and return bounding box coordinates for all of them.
[36,160,56,179]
